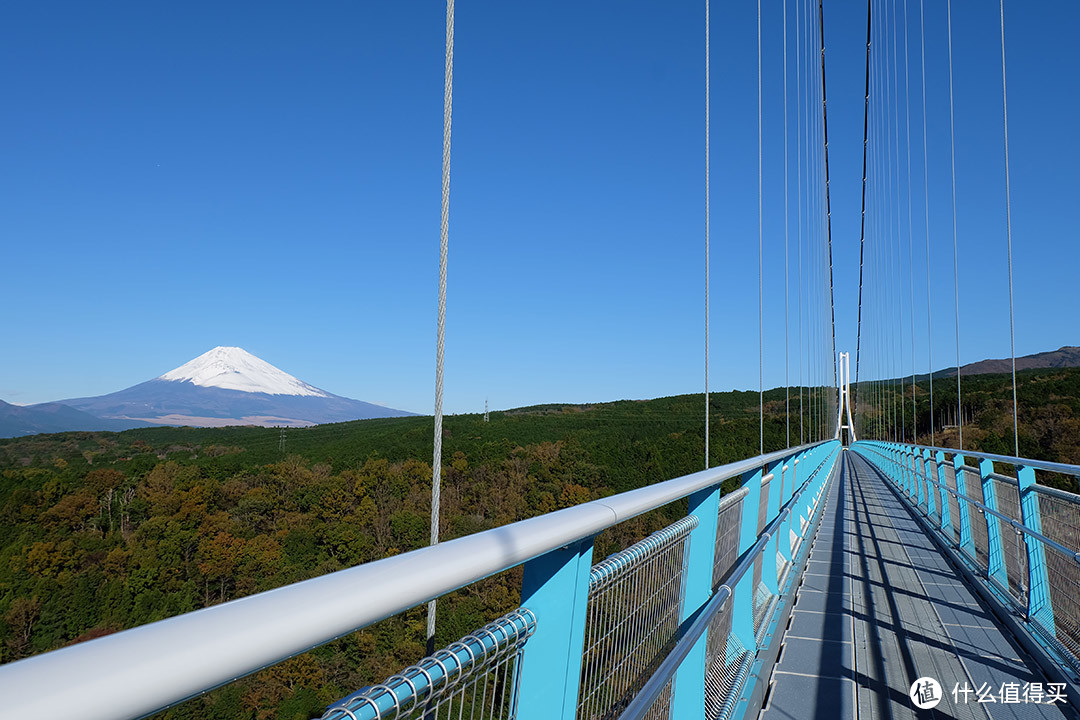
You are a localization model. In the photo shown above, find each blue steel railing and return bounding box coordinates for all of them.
[0,440,842,720]
[852,441,1080,686]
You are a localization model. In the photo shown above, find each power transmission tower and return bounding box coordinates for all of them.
[279,427,285,453]
[484,398,489,423]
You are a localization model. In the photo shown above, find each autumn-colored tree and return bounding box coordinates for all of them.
[4,595,41,660]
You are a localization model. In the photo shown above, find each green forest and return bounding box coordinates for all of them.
[0,367,1077,719]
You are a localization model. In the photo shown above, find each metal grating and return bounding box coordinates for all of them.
[713,498,743,587]
[704,597,752,720]
[639,680,673,720]
[577,516,697,720]
[751,475,771,633]
[1036,492,1080,664]
[322,609,534,720]
[991,478,1028,607]
[962,467,990,571]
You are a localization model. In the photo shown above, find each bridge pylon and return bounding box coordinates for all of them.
[835,351,857,444]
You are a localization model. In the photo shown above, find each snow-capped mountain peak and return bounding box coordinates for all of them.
[158,347,330,397]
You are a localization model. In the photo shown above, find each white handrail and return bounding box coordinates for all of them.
[0,442,829,720]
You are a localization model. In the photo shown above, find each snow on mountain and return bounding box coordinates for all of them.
[158,346,330,397]
[37,347,415,431]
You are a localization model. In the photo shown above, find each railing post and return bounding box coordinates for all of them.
[938,451,953,538]
[671,483,723,718]
[979,459,1009,588]
[517,538,594,720]
[923,449,937,520]
[899,445,911,496]
[895,444,909,495]
[731,467,763,652]
[912,448,925,508]
[1017,465,1056,635]
[761,459,784,598]
[954,454,976,559]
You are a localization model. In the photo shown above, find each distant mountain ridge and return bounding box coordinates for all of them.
[0,399,153,437]
[955,346,1080,376]
[0,347,413,438]
[913,346,1080,382]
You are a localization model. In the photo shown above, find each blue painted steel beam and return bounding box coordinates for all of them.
[517,538,594,720]
[979,458,1009,588]
[671,483,723,718]
[1018,465,1056,635]
[953,454,976,560]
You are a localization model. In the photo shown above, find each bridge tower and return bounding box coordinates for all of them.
[834,351,857,445]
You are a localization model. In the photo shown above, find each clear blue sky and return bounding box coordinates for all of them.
[1,1,1076,415]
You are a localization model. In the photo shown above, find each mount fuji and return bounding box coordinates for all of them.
[50,347,414,429]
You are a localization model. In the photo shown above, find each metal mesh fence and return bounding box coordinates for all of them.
[322,609,535,720]
[639,680,673,720]
[577,516,697,720]
[1036,492,1080,663]
[962,467,989,571]
[991,477,1028,607]
[704,599,752,720]
[752,476,772,636]
[713,498,743,587]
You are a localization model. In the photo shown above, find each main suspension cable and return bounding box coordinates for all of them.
[854,0,873,426]
[817,0,838,438]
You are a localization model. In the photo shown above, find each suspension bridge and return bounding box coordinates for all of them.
[2,0,1079,719]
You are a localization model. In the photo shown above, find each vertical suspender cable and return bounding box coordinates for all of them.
[784,0,790,449]
[889,0,904,443]
[705,0,711,469]
[758,0,764,455]
[919,0,934,446]
[797,0,804,446]
[854,0,873,429]
[946,0,963,449]
[903,0,917,443]
[817,0,838,437]
[428,0,454,654]
[999,0,1019,457]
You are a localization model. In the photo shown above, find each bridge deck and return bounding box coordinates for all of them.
[759,450,1076,720]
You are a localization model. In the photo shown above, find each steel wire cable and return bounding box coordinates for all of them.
[946,0,963,449]
[999,0,1019,457]
[919,0,934,446]
[428,0,454,652]
[903,0,917,443]
[705,0,711,469]
[758,0,764,455]
[854,0,873,430]
[797,0,805,446]
[816,0,838,439]
[784,0,790,449]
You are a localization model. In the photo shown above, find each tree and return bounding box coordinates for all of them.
[4,596,42,660]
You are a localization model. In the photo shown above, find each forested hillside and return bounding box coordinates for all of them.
[0,369,1077,719]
